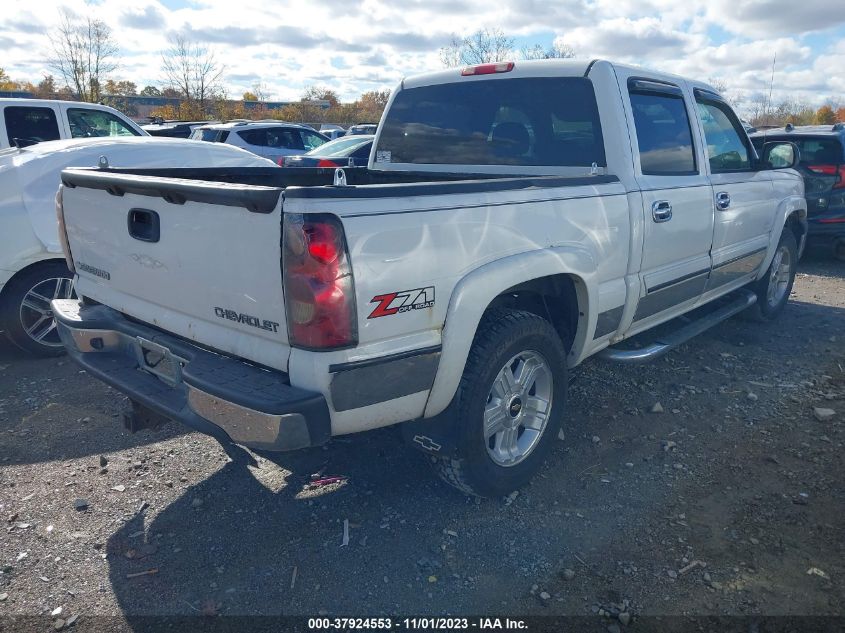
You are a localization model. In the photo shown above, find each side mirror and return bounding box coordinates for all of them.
[761,141,800,170]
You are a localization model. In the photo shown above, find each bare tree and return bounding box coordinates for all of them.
[439,28,515,67]
[48,10,119,102]
[251,81,271,102]
[301,85,340,108]
[520,41,575,60]
[161,35,224,115]
[706,76,744,110]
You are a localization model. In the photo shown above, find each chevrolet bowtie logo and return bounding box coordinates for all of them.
[413,435,442,452]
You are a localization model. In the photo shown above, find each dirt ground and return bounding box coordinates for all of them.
[0,253,843,632]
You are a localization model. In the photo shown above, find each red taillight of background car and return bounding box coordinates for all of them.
[282,213,357,349]
[807,164,845,189]
[316,159,340,168]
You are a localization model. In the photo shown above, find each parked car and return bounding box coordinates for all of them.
[0,98,146,148]
[345,123,377,136]
[0,136,276,356]
[190,121,329,162]
[54,59,805,496]
[142,119,217,139]
[319,124,346,140]
[321,129,347,140]
[751,123,845,260]
[282,135,373,167]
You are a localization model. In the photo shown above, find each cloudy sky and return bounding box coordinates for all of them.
[2,0,844,113]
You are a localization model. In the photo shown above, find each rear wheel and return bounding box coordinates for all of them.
[746,230,797,322]
[0,261,75,357]
[432,309,568,497]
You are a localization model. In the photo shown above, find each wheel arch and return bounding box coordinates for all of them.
[758,196,807,277]
[423,247,596,418]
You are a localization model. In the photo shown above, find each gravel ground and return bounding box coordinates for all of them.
[0,253,843,632]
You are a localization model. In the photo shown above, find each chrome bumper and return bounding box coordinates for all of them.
[52,299,331,451]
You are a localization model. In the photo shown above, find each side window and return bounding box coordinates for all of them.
[67,108,139,138]
[300,130,326,151]
[696,100,751,172]
[4,106,61,144]
[269,128,304,150]
[238,129,268,146]
[629,89,697,175]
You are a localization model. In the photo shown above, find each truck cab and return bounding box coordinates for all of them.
[0,98,146,149]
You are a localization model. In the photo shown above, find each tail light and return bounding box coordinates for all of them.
[807,164,845,189]
[55,185,76,273]
[282,213,357,349]
[316,159,339,168]
[461,61,514,76]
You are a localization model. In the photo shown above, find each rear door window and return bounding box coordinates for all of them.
[237,129,269,146]
[377,77,606,167]
[4,106,61,145]
[67,108,139,138]
[628,85,697,175]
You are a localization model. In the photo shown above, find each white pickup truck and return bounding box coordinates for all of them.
[53,60,806,496]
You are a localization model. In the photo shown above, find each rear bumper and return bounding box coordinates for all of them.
[52,299,331,451]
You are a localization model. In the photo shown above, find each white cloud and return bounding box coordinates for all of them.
[1,0,842,108]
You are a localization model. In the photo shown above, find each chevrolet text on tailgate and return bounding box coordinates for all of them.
[54,60,807,497]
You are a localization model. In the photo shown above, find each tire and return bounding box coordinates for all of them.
[0,261,75,357]
[432,309,568,497]
[746,230,798,322]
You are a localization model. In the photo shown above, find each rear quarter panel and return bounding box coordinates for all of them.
[284,179,629,426]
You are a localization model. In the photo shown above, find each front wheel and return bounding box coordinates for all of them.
[432,309,568,497]
[746,230,798,322]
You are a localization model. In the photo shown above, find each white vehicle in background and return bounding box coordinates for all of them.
[319,124,346,140]
[190,121,329,163]
[0,98,146,148]
[0,136,276,356]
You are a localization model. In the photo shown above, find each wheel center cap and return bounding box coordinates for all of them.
[508,396,523,418]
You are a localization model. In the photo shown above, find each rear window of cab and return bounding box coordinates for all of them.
[377,77,606,167]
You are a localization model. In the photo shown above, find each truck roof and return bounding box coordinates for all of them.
[0,97,126,110]
[401,59,715,94]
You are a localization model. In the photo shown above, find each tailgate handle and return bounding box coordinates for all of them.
[128,208,160,243]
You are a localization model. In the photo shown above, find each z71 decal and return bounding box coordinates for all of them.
[368,287,435,319]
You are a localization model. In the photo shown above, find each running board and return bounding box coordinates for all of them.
[597,289,757,364]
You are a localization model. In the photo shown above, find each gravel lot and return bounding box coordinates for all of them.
[1,253,843,632]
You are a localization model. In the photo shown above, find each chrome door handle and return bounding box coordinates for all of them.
[716,191,731,210]
[652,200,672,223]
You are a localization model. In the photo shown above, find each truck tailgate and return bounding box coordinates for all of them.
[60,171,291,371]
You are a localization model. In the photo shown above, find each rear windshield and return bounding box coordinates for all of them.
[751,136,843,165]
[377,77,606,167]
[308,136,371,157]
